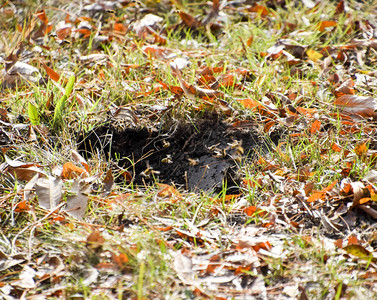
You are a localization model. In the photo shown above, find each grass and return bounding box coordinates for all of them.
[1,0,377,298]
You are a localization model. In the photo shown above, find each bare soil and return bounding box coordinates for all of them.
[79,113,266,193]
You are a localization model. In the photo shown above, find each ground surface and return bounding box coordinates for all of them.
[1,0,377,299]
[80,113,265,192]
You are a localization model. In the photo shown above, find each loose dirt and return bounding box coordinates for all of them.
[79,114,266,193]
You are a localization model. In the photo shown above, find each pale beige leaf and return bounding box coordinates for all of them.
[65,180,90,220]
[35,177,63,210]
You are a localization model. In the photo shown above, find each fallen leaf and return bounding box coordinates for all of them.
[343,244,375,262]
[309,119,321,134]
[317,20,337,32]
[65,179,90,220]
[35,176,63,210]
[354,141,368,159]
[42,63,60,82]
[61,162,87,179]
[86,230,105,250]
[334,95,377,118]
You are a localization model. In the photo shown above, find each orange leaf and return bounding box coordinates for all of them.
[334,239,343,248]
[157,183,182,202]
[334,78,355,98]
[307,191,324,202]
[14,200,30,212]
[248,5,270,16]
[317,20,337,32]
[347,235,359,246]
[264,120,275,133]
[322,179,338,193]
[36,10,48,24]
[235,265,251,275]
[154,226,173,232]
[114,22,127,32]
[246,36,254,47]
[252,241,271,252]
[310,119,321,134]
[331,143,342,152]
[296,107,318,116]
[61,162,86,179]
[354,141,368,158]
[111,252,128,269]
[42,63,60,82]
[75,28,91,38]
[243,206,267,217]
[238,98,260,110]
[56,27,72,40]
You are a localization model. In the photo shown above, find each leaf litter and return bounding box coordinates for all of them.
[1,0,377,299]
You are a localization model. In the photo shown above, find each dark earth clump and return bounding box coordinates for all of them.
[79,114,266,193]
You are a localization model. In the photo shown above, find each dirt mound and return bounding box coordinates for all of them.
[79,115,266,192]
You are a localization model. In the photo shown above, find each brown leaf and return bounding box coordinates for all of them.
[178,11,198,28]
[202,0,220,26]
[42,63,60,82]
[334,95,377,118]
[304,182,314,196]
[86,230,105,249]
[56,26,72,40]
[142,46,175,60]
[358,205,377,219]
[335,0,345,15]
[297,166,310,182]
[103,169,114,195]
[71,149,90,173]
